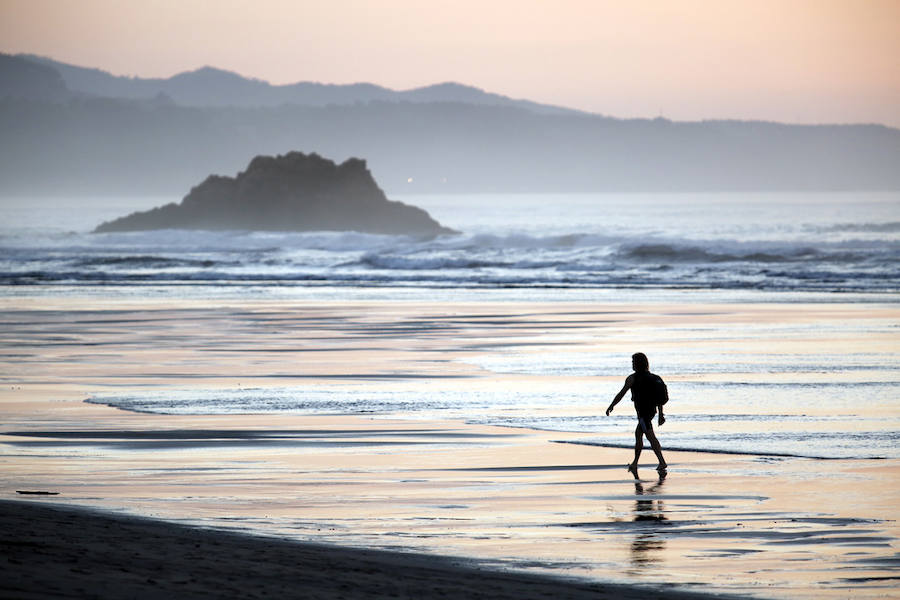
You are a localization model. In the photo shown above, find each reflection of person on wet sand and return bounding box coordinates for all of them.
[606,352,668,475]
[630,472,668,567]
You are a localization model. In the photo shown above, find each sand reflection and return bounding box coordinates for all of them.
[630,471,668,569]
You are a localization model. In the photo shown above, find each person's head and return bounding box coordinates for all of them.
[632,352,649,372]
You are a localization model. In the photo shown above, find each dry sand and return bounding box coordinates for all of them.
[1,297,898,598]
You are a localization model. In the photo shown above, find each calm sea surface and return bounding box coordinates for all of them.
[2,192,899,459]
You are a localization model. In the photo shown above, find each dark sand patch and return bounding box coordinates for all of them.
[3,428,514,451]
[0,500,742,600]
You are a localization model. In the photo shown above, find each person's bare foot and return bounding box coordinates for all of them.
[656,463,667,472]
[627,463,638,477]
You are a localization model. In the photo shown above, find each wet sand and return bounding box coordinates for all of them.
[1,297,898,598]
[1,498,740,600]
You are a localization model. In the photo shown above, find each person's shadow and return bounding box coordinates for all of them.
[630,469,668,568]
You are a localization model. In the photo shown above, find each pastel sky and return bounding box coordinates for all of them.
[1,0,898,127]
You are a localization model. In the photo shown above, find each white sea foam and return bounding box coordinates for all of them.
[3,192,898,293]
[85,381,900,460]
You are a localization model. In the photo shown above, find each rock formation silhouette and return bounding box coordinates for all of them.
[94,152,455,235]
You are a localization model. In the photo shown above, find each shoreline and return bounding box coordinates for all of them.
[0,498,744,600]
[2,297,898,598]
[551,439,889,461]
[3,410,897,598]
[3,284,900,307]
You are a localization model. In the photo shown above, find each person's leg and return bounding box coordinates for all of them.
[643,425,667,470]
[629,422,643,473]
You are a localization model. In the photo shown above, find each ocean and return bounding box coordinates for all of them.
[2,192,898,298]
[2,191,899,460]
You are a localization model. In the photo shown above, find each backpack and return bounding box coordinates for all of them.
[634,371,668,407]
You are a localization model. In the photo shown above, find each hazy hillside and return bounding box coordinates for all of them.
[2,54,899,195]
[0,54,70,103]
[16,54,577,115]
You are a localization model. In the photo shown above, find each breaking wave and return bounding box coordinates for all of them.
[1,227,897,292]
[2,190,898,294]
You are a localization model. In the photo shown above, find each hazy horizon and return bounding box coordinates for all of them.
[1,0,898,128]
[12,52,900,130]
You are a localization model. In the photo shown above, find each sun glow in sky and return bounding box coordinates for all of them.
[1,0,898,126]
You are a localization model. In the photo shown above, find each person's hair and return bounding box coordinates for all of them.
[632,352,649,371]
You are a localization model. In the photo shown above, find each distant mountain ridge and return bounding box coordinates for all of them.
[2,53,899,194]
[0,54,69,102]
[16,54,580,115]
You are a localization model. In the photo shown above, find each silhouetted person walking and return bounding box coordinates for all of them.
[606,352,668,475]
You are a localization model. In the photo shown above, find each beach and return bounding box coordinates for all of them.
[2,499,750,600]
[1,296,898,598]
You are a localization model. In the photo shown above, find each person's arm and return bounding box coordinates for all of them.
[657,381,668,425]
[606,375,633,416]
